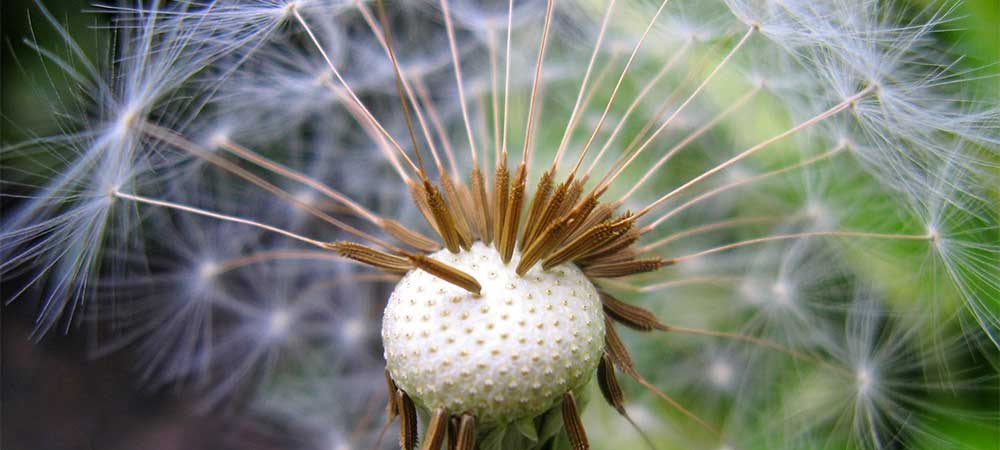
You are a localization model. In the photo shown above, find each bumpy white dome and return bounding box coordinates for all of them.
[382,241,605,424]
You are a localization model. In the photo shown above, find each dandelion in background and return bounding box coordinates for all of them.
[2,0,997,449]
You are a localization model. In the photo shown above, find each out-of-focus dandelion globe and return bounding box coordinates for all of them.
[1,0,997,449]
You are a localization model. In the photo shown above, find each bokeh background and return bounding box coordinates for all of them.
[2,1,998,449]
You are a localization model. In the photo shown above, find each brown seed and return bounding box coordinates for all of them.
[384,370,399,418]
[597,353,627,416]
[408,253,482,295]
[327,241,414,272]
[420,409,449,450]
[440,171,473,251]
[382,218,441,253]
[603,315,638,378]
[397,390,418,450]
[544,212,633,270]
[600,291,669,332]
[447,417,459,450]
[552,191,599,248]
[408,180,439,235]
[471,167,493,244]
[455,413,476,450]
[499,162,527,263]
[561,391,590,450]
[520,168,554,249]
[583,257,670,278]
[492,157,510,246]
[577,227,640,263]
[516,216,575,276]
[523,175,573,250]
[425,180,464,253]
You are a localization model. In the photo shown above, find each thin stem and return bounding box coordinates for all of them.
[521,0,556,165]
[665,325,853,377]
[584,39,693,178]
[355,0,442,175]
[209,250,353,275]
[292,6,419,175]
[645,145,846,230]
[602,26,755,190]
[637,276,744,293]
[637,85,877,218]
[570,0,671,175]
[489,29,501,165]
[500,0,514,158]
[374,0,428,176]
[140,122,392,249]
[412,74,461,179]
[552,0,617,169]
[667,230,932,264]
[216,137,380,224]
[112,191,332,250]
[639,214,808,253]
[321,78,410,182]
[620,87,760,199]
[440,0,481,167]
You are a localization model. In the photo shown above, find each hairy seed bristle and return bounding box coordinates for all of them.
[383,218,441,253]
[420,409,449,450]
[562,391,590,450]
[328,241,414,272]
[520,168,555,249]
[470,167,493,244]
[455,414,476,450]
[597,353,627,416]
[407,253,483,294]
[584,257,669,278]
[398,389,418,450]
[600,291,668,332]
[424,180,464,253]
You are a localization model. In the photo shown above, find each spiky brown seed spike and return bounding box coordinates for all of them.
[447,418,459,450]
[583,257,670,278]
[525,175,572,250]
[455,414,476,450]
[407,253,482,294]
[410,181,443,240]
[424,180,463,253]
[327,241,414,272]
[385,370,399,418]
[578,248,637,268]
[597,353,627,416]
[553,193,601,249]
[561,391,590,450]
[382,218,441,253]
[600,291,669,332]
[558,179,585,218]
[492,157,510,245]
[515,216,575,276]
[603,315,639,378]
[520,168,554,249]
[470,167,493,244]
[578,227,640,263]
[456,182,479,241]
[398,390,418,450]
[420,409,449,450]
[499,162,527,263]
[440,171,473,250]
[544,213,633,270]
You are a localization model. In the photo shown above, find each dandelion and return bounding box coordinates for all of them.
[2,0,997,449]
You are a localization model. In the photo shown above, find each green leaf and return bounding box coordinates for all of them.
[514,417,538,442]
[481,425,507,450]
[538,406,565,442]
